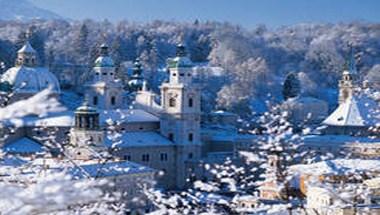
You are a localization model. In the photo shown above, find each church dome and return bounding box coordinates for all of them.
[1,66,60,94]
[167,44,193,68]
[94,43,114,67]
[94,56,114,67]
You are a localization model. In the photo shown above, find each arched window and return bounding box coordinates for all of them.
[188,98,193,107]
[93,96,98,105]
[111,96,116,105]
[169,97,176,107]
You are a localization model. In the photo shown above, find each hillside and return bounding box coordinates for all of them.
[0,0,62,21]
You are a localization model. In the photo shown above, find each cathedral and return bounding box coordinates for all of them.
[0,40,249,191]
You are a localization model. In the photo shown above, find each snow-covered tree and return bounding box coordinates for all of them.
[282,72,301,100]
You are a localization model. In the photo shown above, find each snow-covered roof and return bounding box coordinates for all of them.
[0,157,154,180]
[3,137,44,154]
[5,109,159,127]
[101,109,159,124]
[105,131,173,148]
[17,41,36,53]
[290,159,380,176]
[323,94,379,127]
[302,134,380,146]
[69,160,155,179]
[1,66,60,94]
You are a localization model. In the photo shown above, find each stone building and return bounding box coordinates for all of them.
[0,42,255,193]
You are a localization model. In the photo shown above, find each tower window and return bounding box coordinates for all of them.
[169,97,176,107]
[111,96,116,105]
[142,154,150,162]
[188,133,193,142]
[160,153,168,161]
[172,73,177,76]
[93,96,98,105]
[168,133,174,141]
[188,98,193,107]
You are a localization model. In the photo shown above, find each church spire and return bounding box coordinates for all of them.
[338,45,357,104]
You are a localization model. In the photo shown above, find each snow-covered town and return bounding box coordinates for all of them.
[0,0,379,214]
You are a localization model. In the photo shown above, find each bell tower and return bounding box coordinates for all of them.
[160,44,202,188]
[69,102,104,160]
[338,47,357,104]
[85,44,124,110]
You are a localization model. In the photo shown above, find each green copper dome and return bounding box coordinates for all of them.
[167,44,193,68]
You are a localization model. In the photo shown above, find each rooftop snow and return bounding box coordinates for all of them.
[3,137,44,154]
[17,41,36,53]
[68,160,154,179]
[290,159,380,176]
[3,109,159,127]
[302,134,380,146]
[1,66,60,94]
[323,94,379,127]
[105,131,173,148]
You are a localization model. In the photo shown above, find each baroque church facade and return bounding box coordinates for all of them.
[0,41,244,191]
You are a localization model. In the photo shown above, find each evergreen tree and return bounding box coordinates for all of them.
[74,23,90,58]
[282,72,301,100]
[29,29,46,66]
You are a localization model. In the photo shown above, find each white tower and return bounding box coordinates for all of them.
[69,102,104,160]
[338,48,357,105]
[160,44,202,188]
[85,44,124,110]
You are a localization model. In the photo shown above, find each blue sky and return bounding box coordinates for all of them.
[31,0,380,28]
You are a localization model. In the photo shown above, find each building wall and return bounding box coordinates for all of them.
[111,145,177,189]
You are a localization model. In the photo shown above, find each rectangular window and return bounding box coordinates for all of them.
[142,154,150,162]
[93,96,98,105]
[124,155,131,161]
[160,153,168,161]
[188,98,193,107]
[188,133,193,142]
[168,133,174,141]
